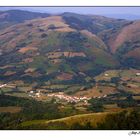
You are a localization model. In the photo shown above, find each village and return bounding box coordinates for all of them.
[0,83,101,104]
[28,90,91,104]
[0,70,140,104]
[0,83,92,103]
[47,92,91,103]
[0,82,107,102]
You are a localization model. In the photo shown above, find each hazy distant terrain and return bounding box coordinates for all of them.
[0,9,140,130]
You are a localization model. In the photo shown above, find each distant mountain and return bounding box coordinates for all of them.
[104,14,140,20]
[0,10,50,29]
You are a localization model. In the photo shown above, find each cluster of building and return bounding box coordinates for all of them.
[28,90,42,98]
[0,84,7,88]
[0,83,16,88]
[28,90,109,103]
[136,73,140,76]
[104,72,140,77]
[47,92,91,103]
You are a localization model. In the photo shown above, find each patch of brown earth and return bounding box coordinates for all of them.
[0,106,22,113]
[57,73,73,80]
[50,59,62,64]
[47,51,86,59]
[75,85,117,98]
[4,71,16,76]
[25,16,75,32]
[18,40,40,54]
[124,47,140,60]
[24,68,36,73]
[18,46,37,53]
[64,52,86,57]
[23,58,33,63]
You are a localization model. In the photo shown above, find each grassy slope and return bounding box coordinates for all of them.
[20,109,131,129]
[20,112,108,128]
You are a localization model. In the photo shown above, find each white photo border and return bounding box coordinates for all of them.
[0,0,140,139]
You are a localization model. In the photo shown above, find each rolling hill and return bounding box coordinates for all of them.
[0,10,140,92]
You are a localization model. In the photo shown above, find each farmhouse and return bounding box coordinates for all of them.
[104,73,109,76]
[136,73,140,76]
[0,84,7,88]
